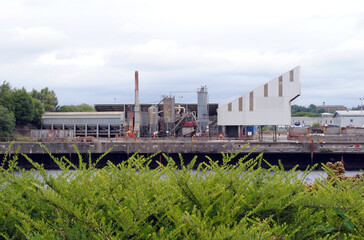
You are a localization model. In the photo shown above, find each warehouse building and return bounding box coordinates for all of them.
[41,112,124,137]
[333,111,364,128]
[291,113,334,127]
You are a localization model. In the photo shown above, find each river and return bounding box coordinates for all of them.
[12,169,362,185]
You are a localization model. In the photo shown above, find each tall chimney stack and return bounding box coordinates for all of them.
[134,71,140,137]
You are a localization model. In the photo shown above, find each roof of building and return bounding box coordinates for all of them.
[333,111,364,118]
[322,113,334,117]
[316,105,347,109]
[43,112,124,119]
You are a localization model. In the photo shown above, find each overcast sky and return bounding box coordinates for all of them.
[1,0,364,108]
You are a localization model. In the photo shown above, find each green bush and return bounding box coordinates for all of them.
[0,144,363,239]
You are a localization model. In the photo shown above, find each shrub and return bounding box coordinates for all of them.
[0,144,363,239]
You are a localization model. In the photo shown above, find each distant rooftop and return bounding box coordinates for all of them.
[333,110,364,117]
[316,105,347,110]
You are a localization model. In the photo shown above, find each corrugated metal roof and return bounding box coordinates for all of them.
[43,112,124,119]
[333,111,364,117]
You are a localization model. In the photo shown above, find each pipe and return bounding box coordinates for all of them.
[174,106,185,115]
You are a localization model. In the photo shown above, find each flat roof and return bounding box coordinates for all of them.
[334,111,364,117]
[43,112,124,119]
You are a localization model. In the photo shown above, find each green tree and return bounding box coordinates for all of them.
[58,103,95,112]
[12,89,35,125]
[32,98,45,127]
[0,81,14,112]
[312,122,322,127]
[292,112,321,117]
[308,104,318,113]
[291,104,308,114]
[0,105,15,138]
[31,87,58,112]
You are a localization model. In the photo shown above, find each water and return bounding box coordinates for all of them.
[12,169,363,184]
[294,170,362,184]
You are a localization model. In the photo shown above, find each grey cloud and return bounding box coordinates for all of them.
[1,0,364,108]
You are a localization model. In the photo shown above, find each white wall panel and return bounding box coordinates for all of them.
[218,66,301,126]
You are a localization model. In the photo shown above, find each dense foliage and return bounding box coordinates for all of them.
[0,105,15,138]
[30,87,59,112]
[1,145,363,239]
[12,89,36,125]
[0,82,46,130]
[291,104,325,117]
[0,82,14,112]
[291,112,321,117]
[57,103,95,112]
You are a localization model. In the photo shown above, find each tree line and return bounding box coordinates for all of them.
[0,81,94,138]
[291,104,326,117]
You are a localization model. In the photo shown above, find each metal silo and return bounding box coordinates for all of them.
[163,96,175,136]
[197,86,208,134]
[148,105,158,136]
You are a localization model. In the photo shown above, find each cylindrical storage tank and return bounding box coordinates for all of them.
[148,105,158,125]
[197,86,208,133]
[148,105,158,135]
[163,97,175,135]
[163,97,175,123]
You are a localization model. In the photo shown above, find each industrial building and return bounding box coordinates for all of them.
[217,66,301,137]
[41,67,302,139]
[333,111,364,128]
[316,103,347,112]
[291,113,334,127]
[42,112,124,137]
[93,101,219,137]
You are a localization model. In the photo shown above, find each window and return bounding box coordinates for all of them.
[264,84,268,97]
[228,102,232,112]
[350,119,353,123]
[238,97,243,111]
[278,76,283,97]
[250,92,254,111]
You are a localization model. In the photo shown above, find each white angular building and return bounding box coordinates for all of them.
[217,66,301,136]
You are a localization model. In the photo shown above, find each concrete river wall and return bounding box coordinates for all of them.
[1,140,363,170]
[1,140,364,155]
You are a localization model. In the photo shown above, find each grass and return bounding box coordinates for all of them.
[0,143,363,239]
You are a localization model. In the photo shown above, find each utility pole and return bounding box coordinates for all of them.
[360,98,364,128]
[134,71,140,137]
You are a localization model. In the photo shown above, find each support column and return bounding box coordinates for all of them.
[51,124,54,130]
[74,124,76,137]
[238,125,241,138]
[62,124,65,130]
[108,124,110,138]
[273,125,277,142]
[259,126,263,141]
[85,124,87,137]
[96,124,99,138]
